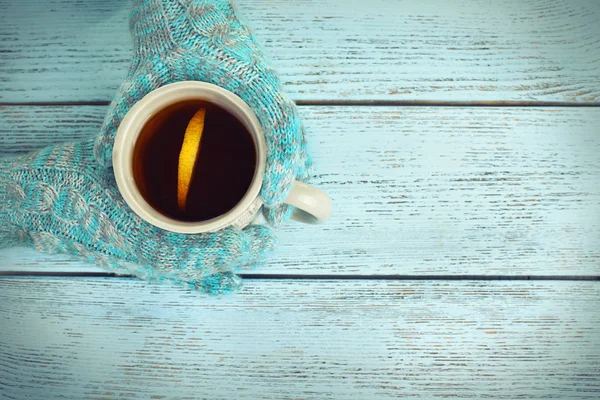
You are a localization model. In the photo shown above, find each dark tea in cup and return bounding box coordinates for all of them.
[132,100,257,222]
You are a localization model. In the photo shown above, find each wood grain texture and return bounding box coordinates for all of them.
[1,0,599,103]
[0,277,598,399]
[1,105,599,276]
[0,105,103,153]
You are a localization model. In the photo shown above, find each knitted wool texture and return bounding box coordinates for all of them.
[0,140,275,294]
[0,0,311,294]
[95,0,311,223]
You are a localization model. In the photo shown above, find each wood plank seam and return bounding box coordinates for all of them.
[2,101,600,107]
[0,271,599,281]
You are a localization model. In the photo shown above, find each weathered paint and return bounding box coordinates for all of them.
[1,106,598,276]
[1,278,599,399]
[1,0,599,102]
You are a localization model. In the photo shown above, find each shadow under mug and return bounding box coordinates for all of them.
[112,81,332,234]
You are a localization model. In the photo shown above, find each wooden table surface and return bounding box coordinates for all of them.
[1,0,599,398]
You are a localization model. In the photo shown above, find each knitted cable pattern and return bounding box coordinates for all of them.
[0,140,275,294]
[95,0,312,224]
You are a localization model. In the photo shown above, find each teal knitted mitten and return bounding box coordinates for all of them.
[95,0,311,224]
[0,140,275,294]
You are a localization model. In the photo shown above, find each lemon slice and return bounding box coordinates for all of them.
[178,107,206,211]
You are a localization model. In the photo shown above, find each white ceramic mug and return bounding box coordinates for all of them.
[113,81,332,234]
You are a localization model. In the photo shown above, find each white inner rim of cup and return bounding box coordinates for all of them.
[113,81,266,234]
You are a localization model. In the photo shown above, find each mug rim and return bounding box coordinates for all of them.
[112,81,266,234]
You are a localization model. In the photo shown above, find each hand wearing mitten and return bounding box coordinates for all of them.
[0,140,275,294]
[95,0,311,225]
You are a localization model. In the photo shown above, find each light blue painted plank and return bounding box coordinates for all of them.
[1,278,599,399]
[0,105,103,154]
[1,106,599,275]
[1,0,599,102]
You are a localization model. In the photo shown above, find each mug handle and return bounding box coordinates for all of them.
[284,180,332,223]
